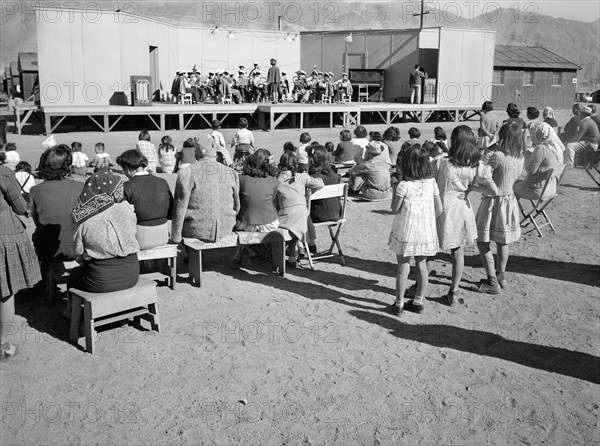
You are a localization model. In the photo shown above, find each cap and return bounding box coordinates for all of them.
[239,65,245,69]
[253,62,259,66]
[365,143,382,156]
[208,71,214,75]
[42,135,57,149]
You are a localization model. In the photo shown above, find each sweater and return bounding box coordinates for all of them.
[123,173,173,226]
[237,175,279,226]
[0,166,27,236]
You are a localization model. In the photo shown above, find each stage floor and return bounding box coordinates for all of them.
[25,101,482,134]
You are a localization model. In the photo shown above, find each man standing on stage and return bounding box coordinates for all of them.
[267,58,281,104]
[409,64,426,104]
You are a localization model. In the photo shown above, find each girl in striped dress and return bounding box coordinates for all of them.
[476,122,525,293]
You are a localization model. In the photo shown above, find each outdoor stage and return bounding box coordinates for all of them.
[15,102,482,134]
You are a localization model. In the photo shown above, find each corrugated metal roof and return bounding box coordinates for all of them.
[18,52,38,72]
[494,45,580,70]
[10,62,18,76]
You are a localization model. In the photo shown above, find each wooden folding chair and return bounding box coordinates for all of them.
[517,164,566,237]
[585,148,600,187]
[304,183,348,268]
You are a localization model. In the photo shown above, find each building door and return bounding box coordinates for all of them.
[149,46,159,94]
[343,53,366,71]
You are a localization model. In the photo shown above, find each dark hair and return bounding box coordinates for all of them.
[117,149,148,171]
[498,122,525,158]
[71,141,82,152]
[401,145,430,180]
[243,149,278,178]
[299,132,311,144]
[482,101,494,112]
[37,145,72,180]
[238,117,248,128]
[506,102,520,118]
[526,107,540,120]
[572,103,582,113]
[138,130,150,142]
[590,105,597,114]
[4,142,17,152]
[414,64,419,69]
[382,126,400,142]
[435,140,448,154]
[354,125,368,138]
[408,127,421,139]
[434,127,447,140]
[369,131,383,142]
[279,151,299,182]
[95,142,105,152]
[449,125,480,168]
[182,138,196,148]
[283,141,296,152]
[422,141,438,158]
[0,152,5,164]
[309,146,333,175]
[324,141,334,152]
[15,161,32,173]
[339,129,352,142]
[212,119,221,130]
[159,135,175,153]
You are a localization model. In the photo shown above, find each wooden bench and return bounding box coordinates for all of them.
[183,230,292,287]
[137,244,178,290]
[69,277,160,354]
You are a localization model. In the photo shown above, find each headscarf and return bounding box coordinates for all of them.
[71,168,124,227]
[529,122,564,164]
[542,107,555,121]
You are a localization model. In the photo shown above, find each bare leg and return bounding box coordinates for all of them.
[395,255,411,307]
[450,247,464,291]
[414,255,429,305]
[0,295,17,357]
[496,242,509,273]
[477,241,495,277]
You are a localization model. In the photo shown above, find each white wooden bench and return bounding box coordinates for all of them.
[69,277,160,354]
[183,230,292,287]
[137,244,178,290]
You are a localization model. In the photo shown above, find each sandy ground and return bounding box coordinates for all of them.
[1,112,599,445]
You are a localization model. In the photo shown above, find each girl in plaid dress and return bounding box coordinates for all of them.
[1,166,42,359]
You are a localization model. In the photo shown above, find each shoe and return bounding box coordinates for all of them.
[404,300,424,314]
[297,246,307,260]
[496,272,507,290]
[308,244,318,255]
[0,343,17,360]
[446,288,461,307]
[478,277,501,294]
[287,257,297,269]
[387,301,403,316]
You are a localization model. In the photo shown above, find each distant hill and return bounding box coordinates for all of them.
[1,1,598,89]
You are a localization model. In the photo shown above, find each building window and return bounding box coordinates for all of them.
[552,72,563,86]
[524,71,535,86]
[492,70,505,85]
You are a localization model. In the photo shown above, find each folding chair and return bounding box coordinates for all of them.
[304,183,348,268]
[585,148,600,187]
[358,84,369,102]
[517,164,566,237]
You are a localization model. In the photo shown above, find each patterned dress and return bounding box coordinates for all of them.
[476,151,525,244]
[388,178,439,257]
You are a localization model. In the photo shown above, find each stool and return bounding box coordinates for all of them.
[183,233,239,287]
[137,244,178,290]
[69,277,160,354]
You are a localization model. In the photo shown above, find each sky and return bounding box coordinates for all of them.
[416,0,600,23]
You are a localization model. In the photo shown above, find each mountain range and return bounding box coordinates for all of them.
[1,1,598,89]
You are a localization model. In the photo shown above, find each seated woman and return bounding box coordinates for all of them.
[307,146,342,254]
[513,122,564,201]
[348,144,392,200]
[234,149,280,269]
[276,152,324,267]
[29,145,84,279]
[117,150,173,250]
[170,135,239,244]
[69,169,139,293]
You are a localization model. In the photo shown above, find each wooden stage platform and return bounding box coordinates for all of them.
[14,102,482,134]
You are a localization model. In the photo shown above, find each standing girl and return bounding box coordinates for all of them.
[388,145,442,315]
[476,121,526,293]
[1,165,42,358]
[435,126,497,305]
